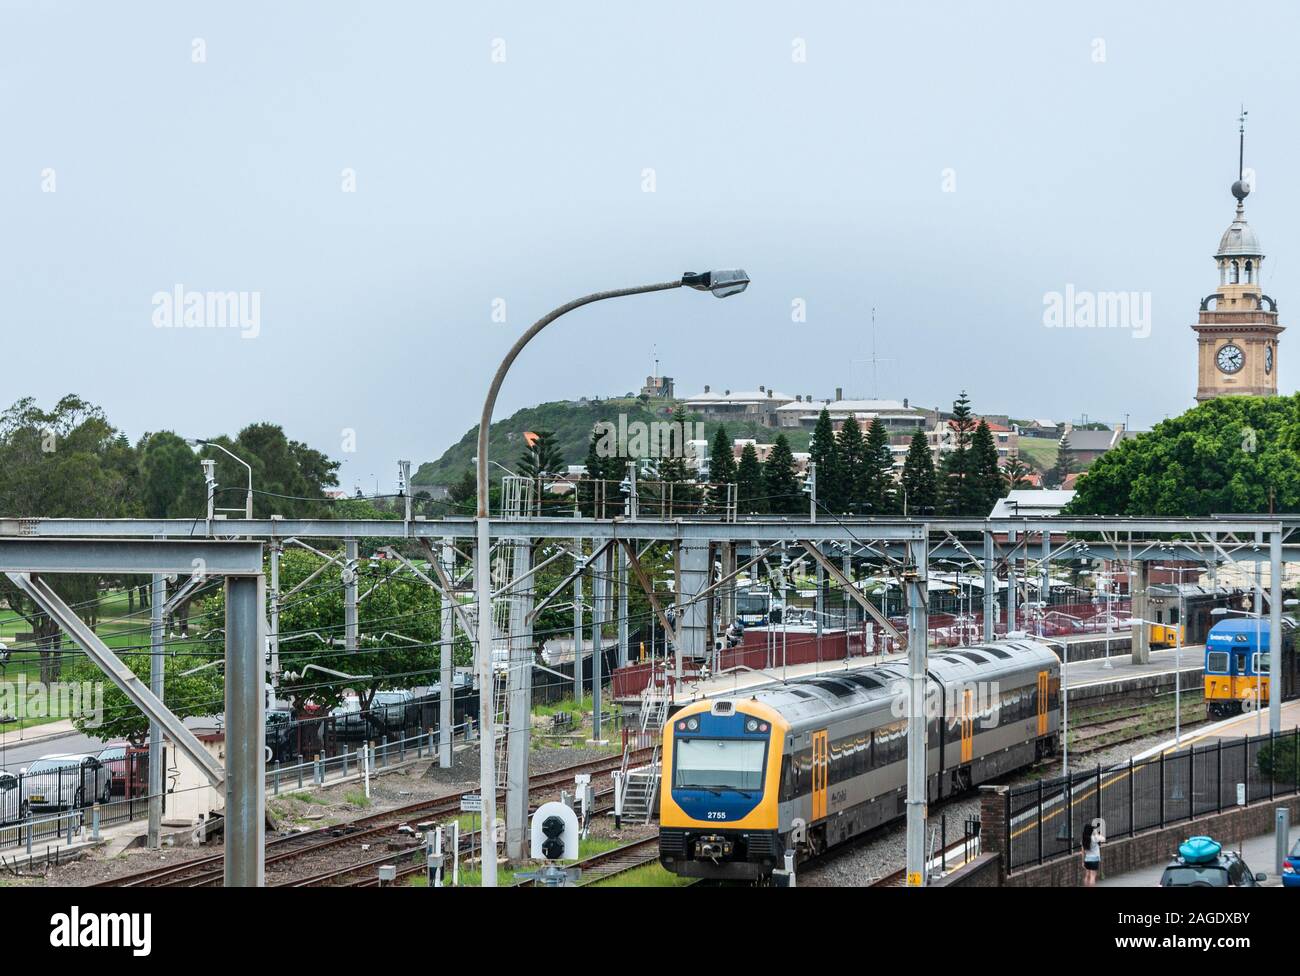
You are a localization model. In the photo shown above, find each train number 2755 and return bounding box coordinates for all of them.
[706,811,728,820]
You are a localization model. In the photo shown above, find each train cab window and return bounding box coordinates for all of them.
[1235,651,1249,674]
[1206,651,1230,674]
[1254,652,1269,675]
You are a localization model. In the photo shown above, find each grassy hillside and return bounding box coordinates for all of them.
[413,398,811,488]
[1017,436,1061,473]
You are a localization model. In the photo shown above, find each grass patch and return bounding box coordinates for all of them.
[343,790,372,807]
[1018,436,1061,473]
[590,862,693,887]
[533,693,593,719]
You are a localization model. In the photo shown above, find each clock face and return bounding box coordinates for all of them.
[1217,343,1245,374]
[1266,345,1274,374]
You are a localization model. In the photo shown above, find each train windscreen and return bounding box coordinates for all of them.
[674,739,766,792]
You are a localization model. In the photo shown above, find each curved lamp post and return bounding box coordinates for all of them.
[473,269,748,886]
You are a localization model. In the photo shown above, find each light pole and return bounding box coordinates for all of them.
[1153,564,1199,746]
[473,270,749,886]
[189,439,253,519]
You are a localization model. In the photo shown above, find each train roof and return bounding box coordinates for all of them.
[1206,616,1295,645]
[735,639,1058,724]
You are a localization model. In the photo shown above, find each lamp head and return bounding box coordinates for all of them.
[682,269,750,298]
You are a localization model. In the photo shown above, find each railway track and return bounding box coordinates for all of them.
[515,835,659,888]
[94,749,651,888]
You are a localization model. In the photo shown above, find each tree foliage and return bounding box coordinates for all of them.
[1068,395,1300,516]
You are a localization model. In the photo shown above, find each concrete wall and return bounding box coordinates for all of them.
[931,852,1002,887]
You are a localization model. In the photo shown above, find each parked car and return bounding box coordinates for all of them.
[21,754,112,812]
[0,769,23,824]
[96,743,148,799]
[1282,838,1300,888]
[1160,837,1266,887]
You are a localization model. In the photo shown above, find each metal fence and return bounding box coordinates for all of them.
[1006,727,1300,872]
[0,753,151,854]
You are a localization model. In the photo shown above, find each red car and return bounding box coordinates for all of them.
[96,743,149,799]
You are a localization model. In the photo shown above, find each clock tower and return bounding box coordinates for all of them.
[1194,111,1283,401]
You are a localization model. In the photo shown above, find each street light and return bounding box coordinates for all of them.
[189,439,253,519]
[473,270,749,887]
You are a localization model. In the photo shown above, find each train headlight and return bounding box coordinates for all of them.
[745,719,759,732]
[677,721,686,731]
[759,723,769,732]
[686,718,699,731]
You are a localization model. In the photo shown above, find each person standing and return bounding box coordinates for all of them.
[1081,821,1104,885]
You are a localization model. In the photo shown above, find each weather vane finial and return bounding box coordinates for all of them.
[1238,105,1248,181]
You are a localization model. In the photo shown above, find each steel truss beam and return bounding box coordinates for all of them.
[5,572,226,785]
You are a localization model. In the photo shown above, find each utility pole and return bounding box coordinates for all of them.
[573,537,583,702]
[344,539,358,651]
[268,543,281,689]
[982,530,996,642]
[904,533,929,886]
[590,551,605,742]
[439,538,455,768]
[148,570,165,849]
[505,537,532,859]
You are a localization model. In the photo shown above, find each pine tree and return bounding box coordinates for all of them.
[1046,435,1077,489]
[864,417,896,515]
[900,429,938,515]
[516,429,564,514]
[938,392,977,515]
[656,404,701,513]
[736,442,767,514]
[763,434,803,514]
[967,420,1004,514]
[808,408,845,512]
[580,426,623,517]
[707,424,737,513]
[836,416,867,513]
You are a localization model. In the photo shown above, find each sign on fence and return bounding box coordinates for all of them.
[460,794,482,813]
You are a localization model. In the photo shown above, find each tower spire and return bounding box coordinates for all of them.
[1232,107,1250,205]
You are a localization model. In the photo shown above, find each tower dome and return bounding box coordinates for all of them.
[1217,203,1262,257]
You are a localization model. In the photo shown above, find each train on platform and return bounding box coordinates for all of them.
[1203,616,1299,718]
[657,638,1060,881]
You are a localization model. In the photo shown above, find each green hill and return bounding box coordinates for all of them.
[414,398,811,488]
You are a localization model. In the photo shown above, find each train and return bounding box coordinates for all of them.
[1203,616,1299,718]
[1146,583,1251,649]
[657,638,1060,881]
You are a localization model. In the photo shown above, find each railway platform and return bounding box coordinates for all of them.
[1098,821,1300,886]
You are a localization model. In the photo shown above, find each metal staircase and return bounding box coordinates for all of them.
[620,681,670,824]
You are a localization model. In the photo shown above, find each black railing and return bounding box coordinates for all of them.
[1006,726,1300,871]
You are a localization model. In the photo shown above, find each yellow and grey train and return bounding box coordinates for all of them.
[658,639,1060,881]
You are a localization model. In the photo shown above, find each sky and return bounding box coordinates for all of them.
[3,0,1299,494]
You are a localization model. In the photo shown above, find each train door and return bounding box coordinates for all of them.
[1036,671,1049,737]
[959,689,974,764]
[811,730,828,820]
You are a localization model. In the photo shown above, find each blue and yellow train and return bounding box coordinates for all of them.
[1203,617,1298,718]
[658,639,1060,881]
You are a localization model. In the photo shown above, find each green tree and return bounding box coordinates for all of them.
[808,408,845,512]
[764,434,803,514]
[1046,434,1078,489]
[1068,395,1300,515]
[516,429,565,514]
[836,417,867,513]
[900,430,938,515]
[707,424,737,513]
[938,392,977,515]
[736,442,767,514]
[138,430,207,517]
[1003,457,1035,490]
[656,404,701,514]
[65,650,225,746]
[968,419,1005,514]
[864,417,896,515]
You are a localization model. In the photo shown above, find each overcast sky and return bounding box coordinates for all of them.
[3,1,1298,493]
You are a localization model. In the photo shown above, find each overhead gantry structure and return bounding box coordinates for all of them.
[2,513,1294,887]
